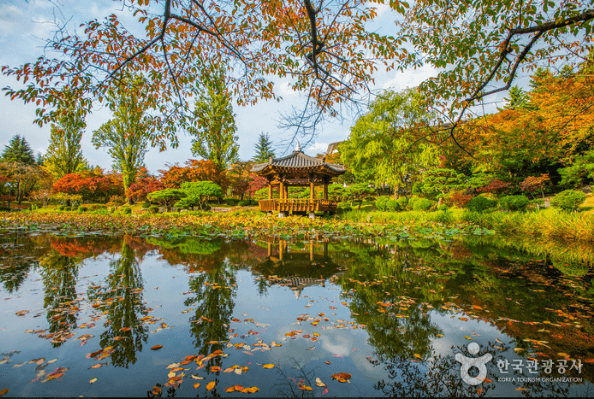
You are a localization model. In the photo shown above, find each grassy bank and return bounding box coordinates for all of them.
[341,207,594,243]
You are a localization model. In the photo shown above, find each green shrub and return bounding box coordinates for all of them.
[224,198,239,206]
[71,205,79,212]
[120,206,132,214]
[412,198,433,211]
[499,195,530,212]
[250,200,258,205]
[79,206,88,213]
[148,205,159,214]
[142,201,151,208]
[468,196,497,213]
[550,190,587,212]
[375,197,389,210]
[407,196,421,210]
[238,200,251,206]
[338,203,352,213]
[396,197,408,209]
[59,205,67,211]
[386,199,399,211]
[437,204,448,211]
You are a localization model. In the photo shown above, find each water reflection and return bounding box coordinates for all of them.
[0,232,592,396]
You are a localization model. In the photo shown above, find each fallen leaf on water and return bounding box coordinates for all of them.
[496,338,503,344]
[0,389,9,397]
[514,348,524,352]
[331,373,351,383]
[16,310,29,316]
[316,378,326,387]
[459,317,468,321]
[151,387,161,395]
[464,336,472,340]
[226,387,236,392]
[414,354,422,360]
[90,378,97,384]
[193,383,200,389]
[206,381,215,391]
[262,364,275,369]
[151,345,163,350]
[515,387,527,391]
[47,359,57,364]
[90,364,103,369]
[322,387,329,395]
[313,332,320,337]
[242,387,259,394]
[120,327,131,332]
[307,346,316,350]
[30,358,45,365]
[167,363,180,369]
[190,374,203,380]
[211,366,221,372]
[324,361,331,365]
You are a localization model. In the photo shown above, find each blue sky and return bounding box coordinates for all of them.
[0,0,444,174]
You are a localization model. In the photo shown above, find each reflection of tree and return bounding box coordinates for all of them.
[87,240,148,368]
[185,259,237,371]
[39,250,81,347]
[0,233,50,292]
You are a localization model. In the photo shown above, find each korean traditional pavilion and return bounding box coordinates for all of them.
[250,143,346,217]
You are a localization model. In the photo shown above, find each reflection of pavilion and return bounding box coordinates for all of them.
[252,239,344,299]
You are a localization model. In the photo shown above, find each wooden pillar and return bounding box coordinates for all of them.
[323,242,328,258]
[309,241,314,262]
[268,183,272,200]
[310,182,315,200]
[279,181,285,199]
[267,242,272,257]
[284,185,289,199]
[279,241,283,261]
[323,183,328,200]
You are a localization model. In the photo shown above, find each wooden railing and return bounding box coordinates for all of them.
[258,199,337,213]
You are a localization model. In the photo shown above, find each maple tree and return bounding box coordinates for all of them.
[53,169,124,203]
[2,0,401,146]
[520,174,550,199]
[159,159,229,192]
[126,167,165,203]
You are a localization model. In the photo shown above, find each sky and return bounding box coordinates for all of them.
[0,0,488,175]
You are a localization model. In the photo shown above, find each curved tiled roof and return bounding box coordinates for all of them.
[251,150,346,174]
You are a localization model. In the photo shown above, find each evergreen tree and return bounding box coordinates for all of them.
[36,153,44,166]
[1,135,35,165]
[501,86,529,111]
[187,66,239,171]
[253,132,275,162]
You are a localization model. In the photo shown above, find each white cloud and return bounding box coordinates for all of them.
[278,81,299,98]
[0,5,24,33]
[382,64,439,91]
[306,142,329,154]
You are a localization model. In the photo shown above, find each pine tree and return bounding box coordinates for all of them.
[1,135,35,165]
[253,132,275,163]
[502,86,529,110]
[187,66,239,171]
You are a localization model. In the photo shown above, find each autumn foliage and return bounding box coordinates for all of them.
[159,160,229,192]
[53,170,123,203]
[126,167,164,202]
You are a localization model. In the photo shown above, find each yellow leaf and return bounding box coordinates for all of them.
[315,377,326,387]
[193,383,200,389]
[414,354,422,359]
[242,387,260,393]
[313,333,320,337]
[206,381,215,391]
[464,336,472,340]
[262,364,275,369]
[90,377,97,384]
[514,348,525,352]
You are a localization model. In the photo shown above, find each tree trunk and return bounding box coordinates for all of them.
[358,199,362,209]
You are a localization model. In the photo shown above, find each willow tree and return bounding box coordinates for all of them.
[187,67,239,171]
[92,75,150,200]
[340,89,440,198]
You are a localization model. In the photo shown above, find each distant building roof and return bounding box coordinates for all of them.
[250,147,346,176]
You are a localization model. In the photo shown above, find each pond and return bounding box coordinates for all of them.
[0,231,593,397]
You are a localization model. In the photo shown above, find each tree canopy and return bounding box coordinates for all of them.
[1,135,36,165]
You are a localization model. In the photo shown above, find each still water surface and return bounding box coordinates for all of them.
[0,232,593,397]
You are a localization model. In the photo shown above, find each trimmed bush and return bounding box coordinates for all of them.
[250,200,258,205]
[468,196,497,213]
[550,190,587,212]
[148,205,159,214]
[238,200,251,206]
[499,195,530,212]
[71,205,79,212]
[375,197,389,211]
[412,198,433,211]
[386,199,399,211]
[142,201,151,208]
[59,205,67,211]
[396,197,408,209]
[79,206,88,213]
[120,206,132,214]
[338,203,352,213]
[224,198,239,206]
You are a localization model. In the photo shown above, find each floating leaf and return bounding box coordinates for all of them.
[90,377,97,384]
[262,364,275,369]
[0,389,8,397]
[459,317,468,321]
[90,364,103,369]
[242,387,259,393]
[331,373,351,383]
[514,348,525,352]
[206,381,215,391]
[16,310,29,316]
[210,366,221,372]
[151,345,163,350]
[151,387,161,395]
[193,383,200,389]
[315,378,326,387]
[322,387,329,395]
[324,361,331,365]
[414,354,422,359]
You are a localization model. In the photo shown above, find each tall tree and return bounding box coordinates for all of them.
[1,135,35,165]
[92,75,150,200]
[253,133,275,163]
[44,90,87,180]
[340,89,440,198]
[187,67,239,171]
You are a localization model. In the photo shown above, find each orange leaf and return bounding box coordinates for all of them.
[262,364,275,369]
[233,385,245,391]
[206,381,215,391]
[242,387,260,393]
[151,387,161,395]
[210,366,221,372]
[151,345,163,350]
[0,389,8,397]
[193,383,200,389]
